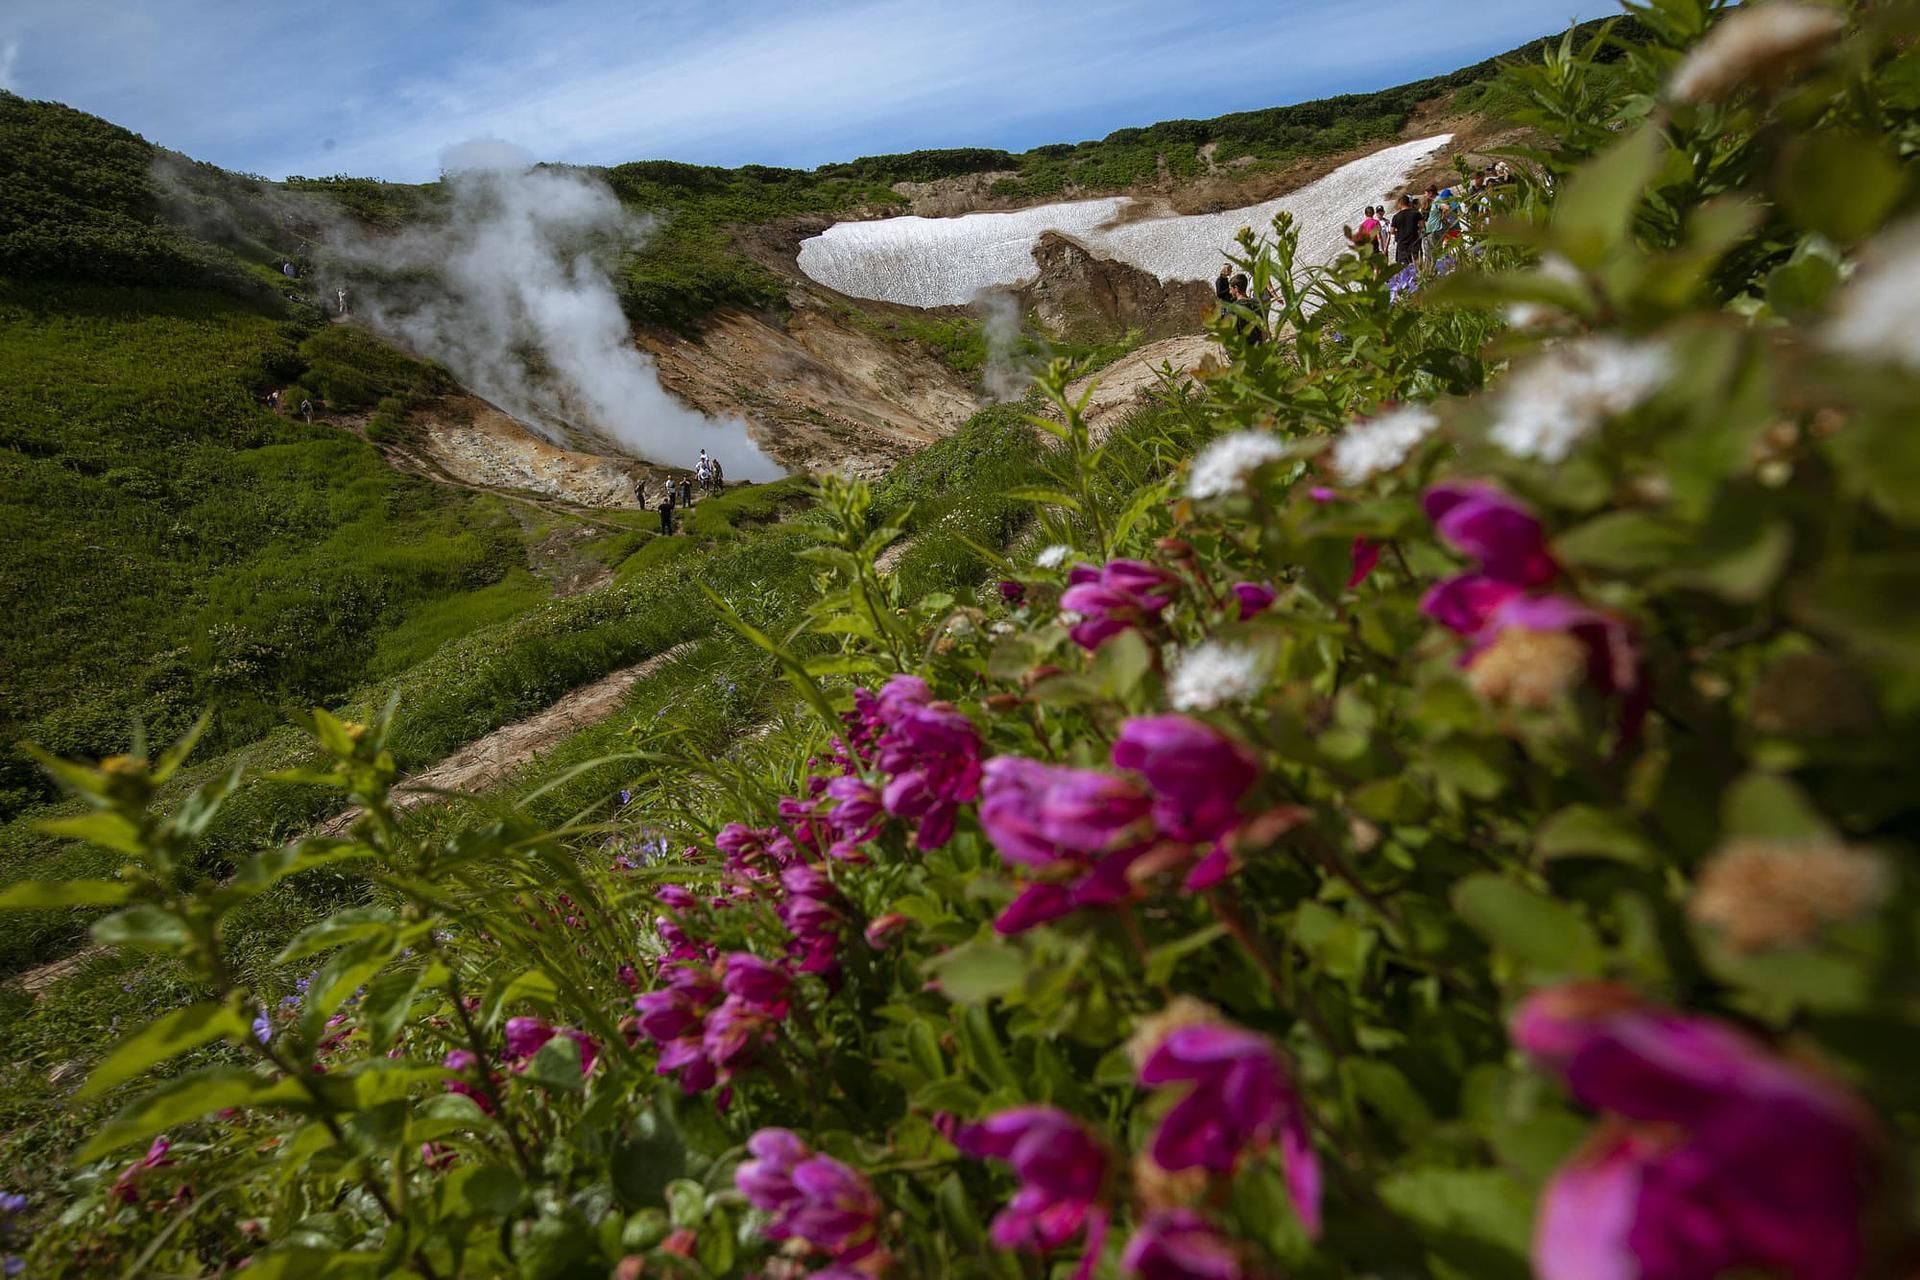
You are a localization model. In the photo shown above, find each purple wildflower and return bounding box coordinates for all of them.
[958,1106,1112,1278]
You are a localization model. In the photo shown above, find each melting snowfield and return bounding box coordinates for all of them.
[797,134,1453,308]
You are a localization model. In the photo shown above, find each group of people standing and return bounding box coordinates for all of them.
[1348,164,1514,266]
[638,448,726,534]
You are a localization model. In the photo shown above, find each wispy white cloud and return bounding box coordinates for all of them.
[0,37,21,92]
[8,0,1621,180]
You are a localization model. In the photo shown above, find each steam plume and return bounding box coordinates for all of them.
[325,140,782,480]
[975,289,1031,403]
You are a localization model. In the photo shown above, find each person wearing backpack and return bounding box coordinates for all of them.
[659,490,675,535]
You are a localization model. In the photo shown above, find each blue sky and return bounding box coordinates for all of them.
[1,0,1620,182]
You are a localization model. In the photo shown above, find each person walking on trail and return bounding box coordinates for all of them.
[659,491,675,535]
[1390,196,1423,266]
[711,456,724,490]
[679,477,693,508]
[336,288,349,316]
[634,478,647,510]
[1214,264,1234,304]
[1226,273,1265,344]
[299,398,314,423]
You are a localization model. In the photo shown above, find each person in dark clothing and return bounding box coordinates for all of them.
[634,479,647,510]
[1215,264,1234,303]
[1226,273,1266,344]
[1390,196,1423,266]
[659,493,675,535]
[679,477,693,508]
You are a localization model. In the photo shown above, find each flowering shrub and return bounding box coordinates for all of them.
[10,4,1920,1277]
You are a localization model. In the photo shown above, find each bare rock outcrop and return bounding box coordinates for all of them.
[1016,231,1214,343]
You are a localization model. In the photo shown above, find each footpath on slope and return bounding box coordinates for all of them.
[18,641,697,996]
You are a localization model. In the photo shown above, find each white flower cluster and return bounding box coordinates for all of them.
[1826,228,1920,371]
[1035,544,1074,570]
[1167,642,1268,712]
[1330,405,1441,485]
[1669,2,1843,104]
[1187,431,1287,500]
[1489,338,1670,463]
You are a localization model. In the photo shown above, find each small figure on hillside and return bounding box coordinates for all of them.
[266,389,281,411]
[659,491,675,535]
[697,449,710,490]
[281,261,296,278]
[336,288,349,316]
[680,477,693,508]
[711,456,724,489]
[299,398,314,422]
[634,478,647,510]
[1214,263,1233,303]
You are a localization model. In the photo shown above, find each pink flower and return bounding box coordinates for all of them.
[736,1129,882,1262]
[870,675,984,851]
[442,1049,495,1112]
[824,775,885,858]
[1419,483,1557,635]
[863,913,909,949]
[778,862,847,977]
[1230,581,1276,620]
[634,964,723,1094]
[1516,984,1876,1280]
[721,952,792,1011]
[1060,559,1179,651]
[702,996,781,1067]
[977,757,1156,934]
[958,1106,1112,1278]
[109,1137,174,1205]
[1111,717,1258,845]
[503,1016,600,1076]
[1138,1025,1320,1238]
[999,580,1027,606]
[1121,1209,1244,1279]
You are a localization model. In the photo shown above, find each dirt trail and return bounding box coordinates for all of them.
[1062,334,1224,440]
[17,642,696,997]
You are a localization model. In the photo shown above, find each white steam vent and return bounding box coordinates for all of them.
[797,134,1453,308]
[332,139,783,480]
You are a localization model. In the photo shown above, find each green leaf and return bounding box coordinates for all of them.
[442,1162,525,1218]
[612,1110,688,1210]
[1553,125,1663,266]
[1823,411,1920,522]
[300,935,401,1043]
[79,1001,250,1100]
[1087,628,1153,700]
[230,841,376,894]
[905,1020,947,1081]
[1453,875,1602,975]
[664,1177,707,1229]
[1553,510,1689,572]
[924,937,1027,1004]
[34,812,146,856]
[359,964,426,1056]
[90,904,191,952]
[1378,1167,1533,1279]
[1003,486,1083,511]
[1778,134,1907,244]
[522,1035,585,1091]
[337,1060,453,1109]
[78,1066,307,1161]
[1535,806,1656,867]
[309,707,363,759]
[229,1251,383,1280]
[275,907,399,964]
[1722,773,1833,841]
[0,879,133,910]
[1145,924,1228,986]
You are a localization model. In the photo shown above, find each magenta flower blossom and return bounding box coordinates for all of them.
[721,952,792,1010]
[1060,558,1180,650]
[702,995,782,1067]
[109,1136,174,1205]
[958,1106,1112,1278]
[1230,581,1276,620]
[1515,983,1876,1280]
[442,1049,495,1112]
[1111,717,1259,844]
[999,579,1027,606]
[635,964,724,1094]
[863,912,909,949]
[1121,1209,1245,1280]
[736,1128,882,1262]
[778,862,847,978]
[977,756,1157,934]
[502,1016,599,1075]
[869,675,984,850]
[823,775,885,859]
[1139,1025,1321,1238]
[1419,483,1557,634]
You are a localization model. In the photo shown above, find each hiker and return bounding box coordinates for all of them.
[1226,273,1265,344]
[679,476,693,508]
[659,491,675,535]
[696,449,710,490]
[711,456,724,489]
[1214,264,1234,303]
[634,478,647,510]
[266,389,281,411]
[336,288,349,316]
[1390,196,1423,266]
[299,398,314,422]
